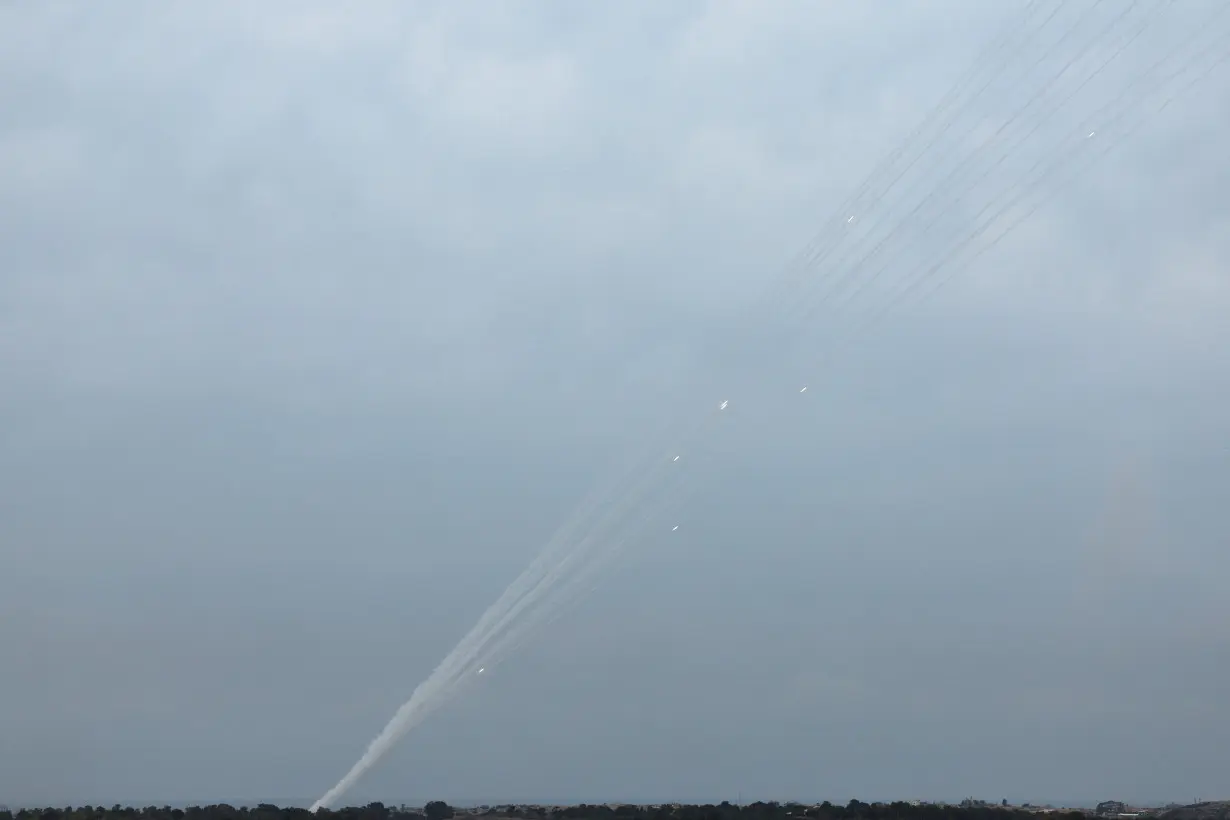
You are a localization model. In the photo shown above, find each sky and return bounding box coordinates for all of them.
[2,0,1229,810]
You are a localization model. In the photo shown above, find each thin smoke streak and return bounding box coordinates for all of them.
[311,2,1228,809]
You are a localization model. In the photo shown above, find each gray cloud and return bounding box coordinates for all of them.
[2,0,1228,810]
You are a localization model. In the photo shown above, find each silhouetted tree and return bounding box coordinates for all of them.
[424,804,454,820]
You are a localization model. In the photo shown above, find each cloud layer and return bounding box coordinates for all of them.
[2,0,1228,809]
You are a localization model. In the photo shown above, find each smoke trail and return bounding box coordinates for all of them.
[311,404,730,811]
[311,1,1230,809]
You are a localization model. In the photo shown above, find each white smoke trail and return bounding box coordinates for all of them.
[311,400,731,811]
[311,1,1230,809]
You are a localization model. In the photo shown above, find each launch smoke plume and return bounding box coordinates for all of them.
[311,0,1230,808]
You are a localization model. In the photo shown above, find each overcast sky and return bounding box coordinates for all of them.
[2,0,1229,811]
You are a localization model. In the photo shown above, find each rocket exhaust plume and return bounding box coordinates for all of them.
[310,0,1229,807]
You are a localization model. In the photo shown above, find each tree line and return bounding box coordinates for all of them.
[0,801,1095,820]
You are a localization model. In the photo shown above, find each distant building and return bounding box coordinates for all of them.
[1096,802,1128,816]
